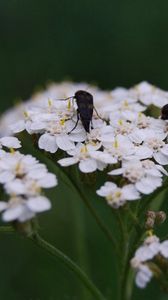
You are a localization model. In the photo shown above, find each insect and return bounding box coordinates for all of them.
[161,104,168,120]
[58,90,101,133]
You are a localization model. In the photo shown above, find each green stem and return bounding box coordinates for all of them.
[72,191,92,300]
[127,208,142,235]
[120,236,129,299]
[30,233,106,300]
[124,267,135,300]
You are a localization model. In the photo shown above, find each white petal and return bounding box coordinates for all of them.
[69,131,87,142]
[135,146,153,160]
[58,157,78,167]
[27,196,51,212]
[161,145,168,156]
[96,160,107,171]
[0,137,21,149]
[2,204,25,222]
[56,134,75,151]
[38,173,58,188]
[123,184,140,200]
[0,201,8,212]
[129,129,144,144]
[145,168,162,177]
[38,133,58,153]
[108,168,123,175]
[28,167,47,179]
[135,244,159,261]
[90,151,117,164]
[97,182,117,197]
[160,241,168,258]
[18,208,35,222]
[153,152,168,165]
[156,164,168,176]
[135,266,152,288]
[10,120,25,133]
[30,121,46,131]
[135,177,162,194]
[79,159,97,173]
[5,179,26,195]
[0,171,15,184]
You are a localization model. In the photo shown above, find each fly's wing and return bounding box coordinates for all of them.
[76,93,93,132]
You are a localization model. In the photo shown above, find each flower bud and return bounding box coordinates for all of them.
[145,218,155,230]
[155,211,167,225]
[146,210,156,220]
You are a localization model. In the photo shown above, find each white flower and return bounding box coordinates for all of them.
[131,81,168,108]
[58,142,107,173]
[0,152,44,183]
[135,265,153,288]
[0,147,58,222]
[96,182,140,208]
[102,135,136,161]
[131,235,168,289]
[108,160,167,194]
[5,173,57,196]
[0,151,57,195]
[0,195,51,222]
[143,134,168,165]
[133,236,160,263]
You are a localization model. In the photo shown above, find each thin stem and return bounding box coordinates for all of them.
[72,190,92,300]
[127,208,142,235]
[30,233,106,300]
[121,262,135,300]
[110,208,129,300]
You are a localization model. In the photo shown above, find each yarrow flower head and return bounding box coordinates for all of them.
[131,234,168,289]
[0,81,168,210]
[0,138,58,223]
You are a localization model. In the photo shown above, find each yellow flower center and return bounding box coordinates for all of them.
[10,148,15,154]
[80,145,88,154]
[48,98,52,107]
[59,118,65,126]
[23,111,29,118]
[118,119,123,126]
[114,139,118,148]
[67,99,71,110]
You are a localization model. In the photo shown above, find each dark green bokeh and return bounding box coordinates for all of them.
[1,1,168,299]
[1,0,168,111]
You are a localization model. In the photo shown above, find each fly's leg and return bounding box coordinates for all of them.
[68,110,80,134]
[93,106,105,121]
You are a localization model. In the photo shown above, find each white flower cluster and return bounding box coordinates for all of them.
[1,81,168,208]
[131,235,168,288]
[0,137,57,222]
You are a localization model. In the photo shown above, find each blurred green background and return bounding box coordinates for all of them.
[1,0,168,299]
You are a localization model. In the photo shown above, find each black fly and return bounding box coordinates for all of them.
[57,90,101,133]
[73,90,93,133]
